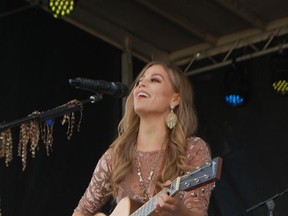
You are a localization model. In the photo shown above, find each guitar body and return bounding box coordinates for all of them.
[94,197,142,216]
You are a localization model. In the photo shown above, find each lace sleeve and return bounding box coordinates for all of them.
[181,137,214,216]
[74,148,114,216]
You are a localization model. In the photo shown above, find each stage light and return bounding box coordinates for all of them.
[272,80,288,95]
[224,61,249,107]
[48,0,77,18]
[270,51,288,95]
[224,94,245,107]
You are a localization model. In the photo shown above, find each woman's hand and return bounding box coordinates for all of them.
[154,180,193,216]
[155,192,182,216]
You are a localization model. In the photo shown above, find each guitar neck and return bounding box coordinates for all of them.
[131,178,180,216]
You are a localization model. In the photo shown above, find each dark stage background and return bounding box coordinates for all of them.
[0,4,288,216]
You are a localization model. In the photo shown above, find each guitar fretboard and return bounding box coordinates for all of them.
[131,179,179,216]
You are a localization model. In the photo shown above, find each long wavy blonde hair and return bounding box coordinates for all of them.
[109,61,198,197]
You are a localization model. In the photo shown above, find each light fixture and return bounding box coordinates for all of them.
[224,61,249,107]
[270,51,288,95]
[48,0,77,18]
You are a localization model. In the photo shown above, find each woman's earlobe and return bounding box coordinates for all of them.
[172,94,180,107]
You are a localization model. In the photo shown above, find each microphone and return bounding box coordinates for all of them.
[69,78,129,97]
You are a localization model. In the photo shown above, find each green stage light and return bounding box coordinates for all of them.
[48,0,76,18]
[272,80,288,95]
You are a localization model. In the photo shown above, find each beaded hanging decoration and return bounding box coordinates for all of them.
[18,122,30,170]
[0,99,83,170]
[61,99,83,140]
[18,111,41,171]
[40,119,54,157]
[0,129,13,167]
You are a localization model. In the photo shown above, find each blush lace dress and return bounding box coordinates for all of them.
[74,137,213,216]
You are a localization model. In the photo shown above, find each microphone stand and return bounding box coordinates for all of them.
[0,94,102,131]
[246,186,288,216]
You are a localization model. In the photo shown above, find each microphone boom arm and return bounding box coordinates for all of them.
[0,94,102,131]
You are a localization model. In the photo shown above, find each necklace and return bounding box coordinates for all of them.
[134,144,164,202]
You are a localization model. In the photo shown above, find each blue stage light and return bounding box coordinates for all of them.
[224,61,249,107]
[224,94,245,107]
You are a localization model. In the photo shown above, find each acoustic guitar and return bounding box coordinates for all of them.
[95,157,223,216]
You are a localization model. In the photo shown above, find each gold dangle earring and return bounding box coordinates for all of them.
[165,104,178,129]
